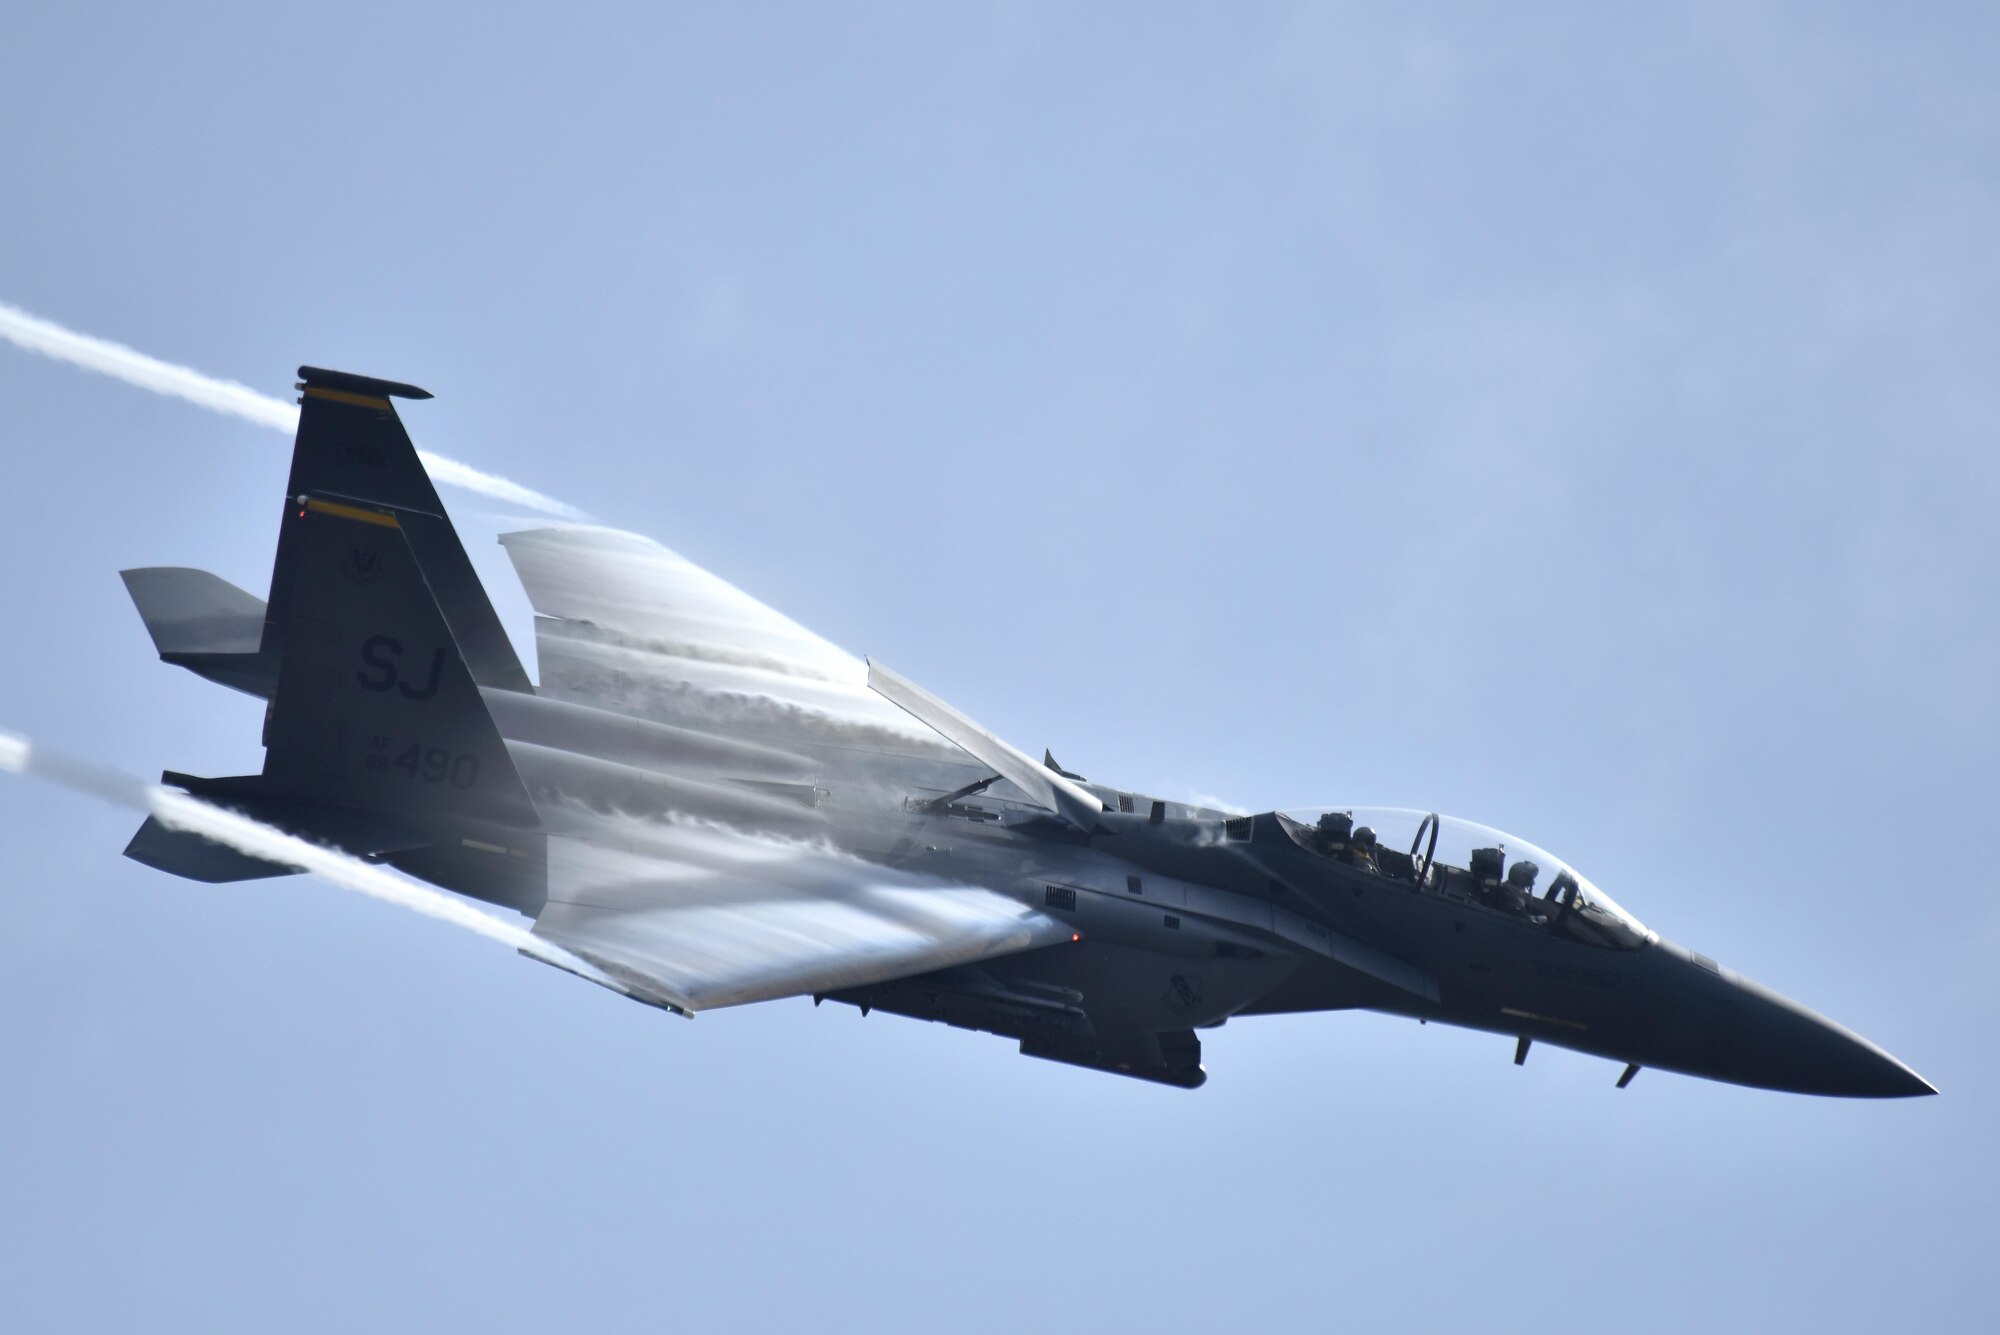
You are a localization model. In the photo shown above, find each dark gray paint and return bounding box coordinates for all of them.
[124,367,1934,1099]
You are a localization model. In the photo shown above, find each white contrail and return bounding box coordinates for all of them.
[0,299,586,520]
[0,302,296,430]
[0,730,616,990]
[414,452,586,519]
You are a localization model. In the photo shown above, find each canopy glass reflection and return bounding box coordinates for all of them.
[1275,807,1653,950]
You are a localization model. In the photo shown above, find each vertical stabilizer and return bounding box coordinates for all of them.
[262,368,531,693]
[261,501,535,839]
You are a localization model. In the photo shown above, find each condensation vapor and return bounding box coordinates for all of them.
[501,526,958,755]
[537,801,1067,1011]
[0,730,615,987]
[0,299,586,520]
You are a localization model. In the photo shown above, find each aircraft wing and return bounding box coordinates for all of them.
[501,527,1079,1010]
[499,527,953,755]
[530,816,1073,1013]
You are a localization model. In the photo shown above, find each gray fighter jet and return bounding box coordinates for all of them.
[118,367,1932,1096]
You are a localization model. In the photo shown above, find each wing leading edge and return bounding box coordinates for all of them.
[864,659,1104,831]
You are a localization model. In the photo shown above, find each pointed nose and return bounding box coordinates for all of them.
[1727,970,1935,1098]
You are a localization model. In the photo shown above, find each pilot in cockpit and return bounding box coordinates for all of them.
[1501,859,1538,913]
[1349,825,1379,872]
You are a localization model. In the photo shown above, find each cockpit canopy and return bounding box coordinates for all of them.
[1275,807,1654,950]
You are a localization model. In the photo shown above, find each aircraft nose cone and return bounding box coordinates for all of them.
[1728,972,1935,1098]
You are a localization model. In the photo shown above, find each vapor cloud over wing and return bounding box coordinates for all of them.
[0,300,586,520]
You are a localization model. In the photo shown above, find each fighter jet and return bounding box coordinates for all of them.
[113,366,1932,1096]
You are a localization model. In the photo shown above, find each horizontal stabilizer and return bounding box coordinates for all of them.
[159,771,435,853]
[123,815,299,882]
[866,660,1103,830]
[121,567,277,698]
[121,567,265,653]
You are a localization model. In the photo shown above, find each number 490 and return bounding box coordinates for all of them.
[392,743,479,789]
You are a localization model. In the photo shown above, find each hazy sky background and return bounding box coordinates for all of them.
[2,4,1993,1331]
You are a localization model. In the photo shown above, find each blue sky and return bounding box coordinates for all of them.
[1,4,1993,1331]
